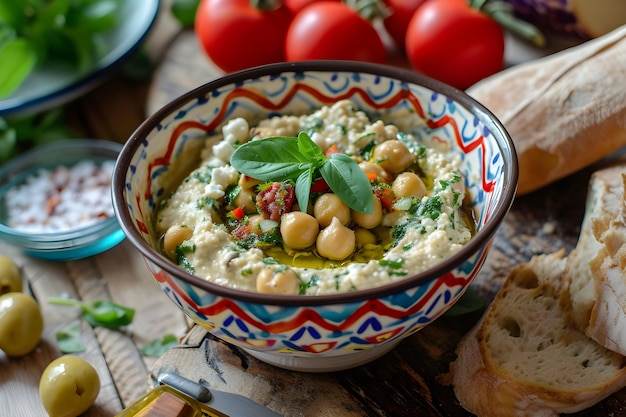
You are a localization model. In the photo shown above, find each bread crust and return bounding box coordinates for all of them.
[587,173,626,354]
[559,164,626,331]
[467,25,626,196]
[450,252,626,417]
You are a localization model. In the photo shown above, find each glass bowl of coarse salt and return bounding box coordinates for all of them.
[0,139,125,261]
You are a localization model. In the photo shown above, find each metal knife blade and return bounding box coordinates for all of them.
[157,371,282,417]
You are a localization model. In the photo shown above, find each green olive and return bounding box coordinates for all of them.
[0,292,43,356]
[39,355,101,417]
[0,255,22,295]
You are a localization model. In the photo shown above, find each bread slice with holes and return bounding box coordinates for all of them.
[450,251,626,417]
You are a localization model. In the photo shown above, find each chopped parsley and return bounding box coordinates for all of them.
[175,242,196,273]
[299,275,320,295]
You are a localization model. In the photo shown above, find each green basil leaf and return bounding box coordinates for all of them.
[56,322,86,353]
[0,122,17,163]
[320,153,373,214]
[443,287,485,317]
[76,0,119,33]
[295,168,313,213]
[171,0,200,28]
[297,131,325,165]
[82,300,135,328]
[0,38,37,98]
[0,2,27,30]
[141,334,179,357]
[230,136,311,181]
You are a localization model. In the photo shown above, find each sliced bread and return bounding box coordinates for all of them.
[559,164,625,333]
[450,251,626,417]
[586,172,626,355]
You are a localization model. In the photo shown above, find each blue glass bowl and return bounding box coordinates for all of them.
[0,139,125,261]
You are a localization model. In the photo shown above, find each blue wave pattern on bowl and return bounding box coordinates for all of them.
[122,68,507,359]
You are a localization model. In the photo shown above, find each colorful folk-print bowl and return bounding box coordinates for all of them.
[112,61,517,372]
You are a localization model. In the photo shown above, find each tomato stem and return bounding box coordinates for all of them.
[483,1,546,47]
[249,0,282,11]
[344,0,390,21]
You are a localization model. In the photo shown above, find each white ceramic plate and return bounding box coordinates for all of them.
[0,0,160,117]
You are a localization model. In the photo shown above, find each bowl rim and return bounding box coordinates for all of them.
[113,60,518,307]
[0,138,122,241]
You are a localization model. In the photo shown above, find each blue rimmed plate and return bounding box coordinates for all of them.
[0,0,160,117]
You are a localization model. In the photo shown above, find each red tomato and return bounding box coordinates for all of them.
[383,0,427,52]
[283,0,338,15]
[404,0,505,90]
[194,0,293,73]
[284,2,386,63]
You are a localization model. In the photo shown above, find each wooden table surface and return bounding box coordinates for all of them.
[3,4,625,417]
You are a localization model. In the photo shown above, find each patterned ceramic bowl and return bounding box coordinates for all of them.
[112,61,517,372]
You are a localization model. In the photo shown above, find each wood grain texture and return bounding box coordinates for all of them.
[0,239,190,416]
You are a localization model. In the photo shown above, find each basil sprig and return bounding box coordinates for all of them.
[230,132,374,214]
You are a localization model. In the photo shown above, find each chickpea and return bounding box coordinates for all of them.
[247,214,266,236]
[233,188,256,212]
[163,225,193,259]
[238,174,261,189]
[359,161,390,183]
[256,267,299,295]
[373,140,414,174]
[280,211,319,249]
[392,172,427,199]
[354,228,377,248]
[316,217,356,261]
[351,196,383,229]
[313,193,351,227]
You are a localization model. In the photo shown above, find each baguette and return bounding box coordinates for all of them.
[467,25,626,196]
[450,252,626,417]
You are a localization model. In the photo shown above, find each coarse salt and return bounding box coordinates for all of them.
[4,160,115,233]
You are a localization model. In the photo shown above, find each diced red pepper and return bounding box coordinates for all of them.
[230,206,246,221]
[324,144,341,157]
[311,177,330,193]
[375,187,396,210]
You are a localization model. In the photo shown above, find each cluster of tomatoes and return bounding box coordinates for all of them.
[194,0,506,90]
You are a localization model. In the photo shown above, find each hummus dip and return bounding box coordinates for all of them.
[155,100,473,295]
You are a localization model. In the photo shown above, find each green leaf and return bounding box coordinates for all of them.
[77,0,119,33]
[48,297,135,329]
[443,287,485,317]
[0,38,37,98]
[141,334,179,357]
[297,131,325,164]
[295,168,313,213]
[320,153,373,214]
[0,120,17,163]
[82,300,135,328]
[171,0,200,28]
[56,322,86,353]
[0,2,27,30]
[230,136,313,181]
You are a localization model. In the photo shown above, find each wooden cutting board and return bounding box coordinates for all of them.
[144,30,626,416]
